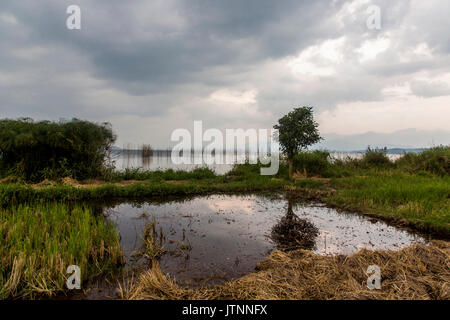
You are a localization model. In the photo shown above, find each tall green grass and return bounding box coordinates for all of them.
[0,177,288,206]
[396,146,450,176]
[292,146,449,178]
[327,172,450,235]
[105,167,217,182]
[0,203,123,299]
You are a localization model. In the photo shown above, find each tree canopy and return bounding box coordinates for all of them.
[274,107,322,158]
[274,107,322,179]
[0,118,116,181]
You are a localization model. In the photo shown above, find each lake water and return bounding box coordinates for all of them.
[103,194,424,286]
[112,151,403,175]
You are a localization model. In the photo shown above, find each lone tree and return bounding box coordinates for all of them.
[274,107,322,180]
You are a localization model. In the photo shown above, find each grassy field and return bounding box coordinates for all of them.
[0,147,448,299]
[326,171,450,236]
[0,203,123,299]
[2,149,447,235]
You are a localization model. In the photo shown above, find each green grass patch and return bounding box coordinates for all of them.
[105,167,217,182]
[327,172,450,235]
[0,175,288,206]
[0,203,123,299]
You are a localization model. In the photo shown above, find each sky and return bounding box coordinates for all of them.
[1,0,449,149]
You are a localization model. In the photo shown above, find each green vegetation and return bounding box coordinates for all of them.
[0,142,448,299]
[396,145,450,176]
[0,174,288,206]
[0,203,123,299]
[1,147,447,236]
[274,106,322,180]
[105,167,217,182]
[287,146,450,236]
[292,150,335,177]
[0,118,115,181]
[140,219,165,262]
[327,172,450,235]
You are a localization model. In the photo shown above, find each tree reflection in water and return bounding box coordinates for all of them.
[270,197,319,251]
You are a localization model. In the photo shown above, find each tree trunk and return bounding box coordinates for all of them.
[288,159,293,181]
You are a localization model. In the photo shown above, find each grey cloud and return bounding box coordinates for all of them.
[410,79,450,98]
[1,0,450,147]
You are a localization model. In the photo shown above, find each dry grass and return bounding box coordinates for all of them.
[134,219,165,262]
[123,241,449,300]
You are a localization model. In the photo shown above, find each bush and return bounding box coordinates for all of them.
[357,147,393,169]
[228,160,289,179]
[396,146,449,176]
[292,150,332,177]
[0,118,116,181]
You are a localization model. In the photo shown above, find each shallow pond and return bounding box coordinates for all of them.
[103,194,425,286]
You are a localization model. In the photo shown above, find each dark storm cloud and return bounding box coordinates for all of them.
[1,0,450,146]
[1,0,338,88]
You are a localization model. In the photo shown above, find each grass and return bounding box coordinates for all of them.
[140,219,165,261]
[121,240,449,300]
[0,147,448,300]
[105,167,218,182]
[396,146,450,176]
[0,203,123,299]
[326,171,450,236]
[0,150,448,236]
[0,171,288,206]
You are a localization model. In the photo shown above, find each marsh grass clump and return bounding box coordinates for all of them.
[0,203,123,299]
[138,219,193,262]
[336,147,394,170]
[292,150,332,177]
[139,218,166,262]
[360,147,393,169]
[396,145,449,176]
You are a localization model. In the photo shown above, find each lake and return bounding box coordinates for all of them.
[112,150,403,175]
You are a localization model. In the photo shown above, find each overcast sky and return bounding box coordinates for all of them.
[1,0,449,148]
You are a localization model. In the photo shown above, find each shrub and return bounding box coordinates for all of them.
[292,150,332,177]
[396,146,449,176]
[0,118,116,181]
[360,147,393,169]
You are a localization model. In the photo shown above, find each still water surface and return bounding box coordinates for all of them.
[112,151,403,175]
[104,194,424,286]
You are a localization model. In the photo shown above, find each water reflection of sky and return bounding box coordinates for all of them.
[104,194,424,286]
